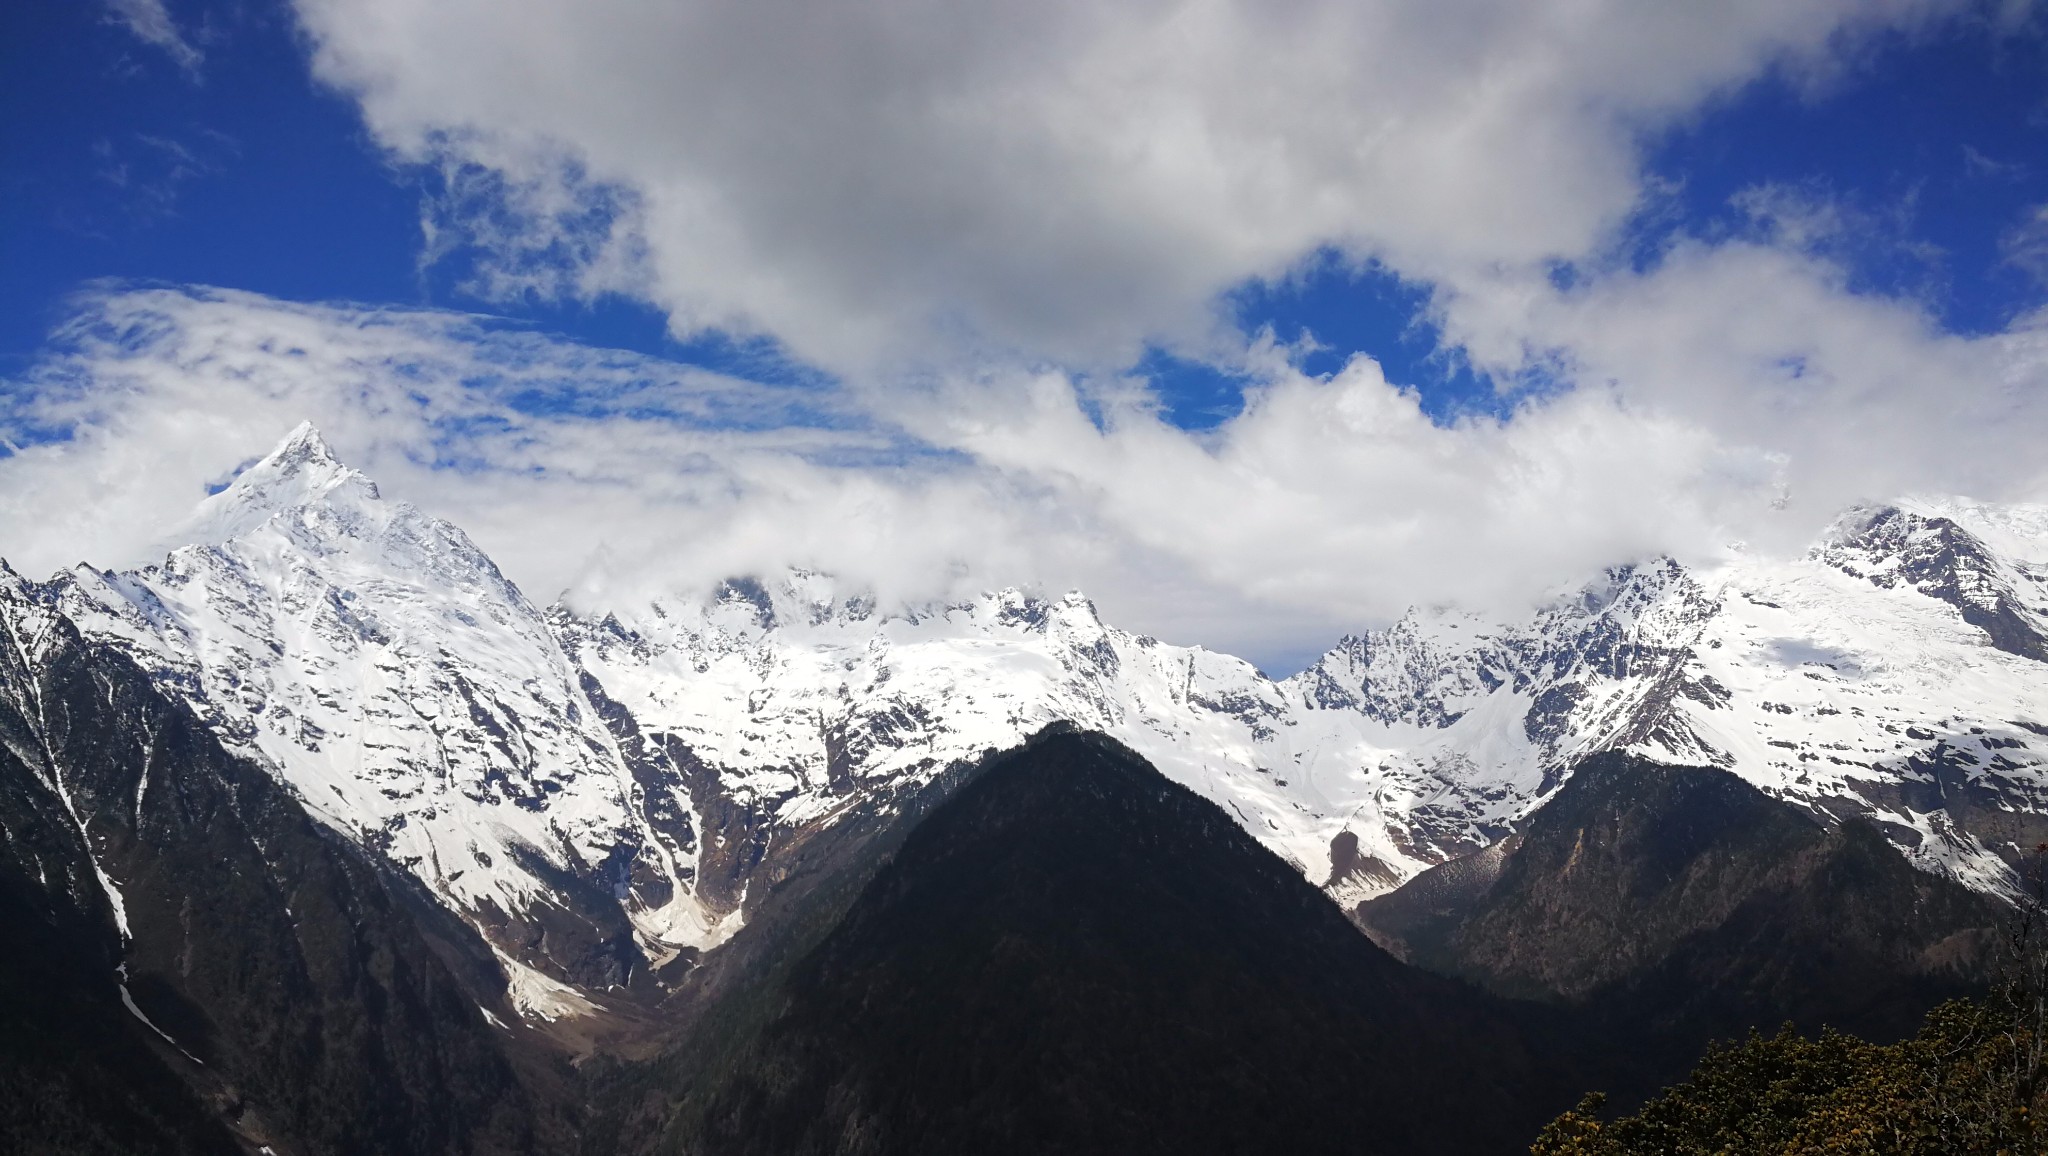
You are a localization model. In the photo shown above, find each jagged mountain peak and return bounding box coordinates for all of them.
[1812,503,1982,570]
[165,421,384,552]
[36,422,693,1000]
[14,466,2048,1029]
[603,573,1126,652]
[1812,500,2048,664]
[261,419,349,476]
[1811,498,2048,570]
[1816,500,1905,540]
[126,422,534,613]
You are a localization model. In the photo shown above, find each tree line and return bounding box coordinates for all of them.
[1533,849,2048,1155]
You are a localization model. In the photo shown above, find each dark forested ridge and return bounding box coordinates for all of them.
[1360,750,2004,1105]
[0,598,565,1155]
[1532,993,2048,1154]
[640,725,1580,1156]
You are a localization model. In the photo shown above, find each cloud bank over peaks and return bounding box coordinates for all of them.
[1439,238,2048,547]
[14,283,2036,673]
[291,0,1974,375]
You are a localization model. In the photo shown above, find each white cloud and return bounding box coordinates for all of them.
[290,0,1967,374]
[19,284,2047,672]
[104,0,202,76]
[2005,202,2048,286]
[1438,239,2048,548]
[17,3,2048,670]
[0,286,883,579]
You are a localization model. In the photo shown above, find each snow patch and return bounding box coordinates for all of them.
[490,946,602,1023]
[117,964,202,1064]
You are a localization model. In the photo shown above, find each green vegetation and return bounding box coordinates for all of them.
[1533,857,2048,1156]
[1531,1000,2041,1155]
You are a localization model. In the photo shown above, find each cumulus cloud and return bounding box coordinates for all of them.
[291,0,1967,374]
[1440,240,2048,542]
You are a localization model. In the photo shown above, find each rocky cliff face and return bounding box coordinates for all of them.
[0,563,553,1155]
[7,424,2048,1024]
[1816,503,2048,663]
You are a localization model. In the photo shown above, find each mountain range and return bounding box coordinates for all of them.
[4,423,2043,1153]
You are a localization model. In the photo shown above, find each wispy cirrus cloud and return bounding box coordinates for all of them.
[2004,203,2048,286]
[90,129,236,222]
[103,0,202,77]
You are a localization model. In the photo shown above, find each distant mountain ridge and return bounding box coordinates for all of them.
[10,423,2048,1024]
[1359,751,2003,1104]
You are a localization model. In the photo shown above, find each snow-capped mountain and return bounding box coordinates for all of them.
[1287,503,2048,899]
[48,426,713,1000]
[11,425,2048,1016]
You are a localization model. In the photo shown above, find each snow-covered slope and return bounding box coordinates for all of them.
[1283,504,2048,897]
[48,425,723,995]
[13,426,2048,1015]
[555,579,1325,904]
[553,504,2048,906]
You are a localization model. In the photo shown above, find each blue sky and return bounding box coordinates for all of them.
[12,1,2045,418]
[6,0,2048,664]
[1637,21,2048,336]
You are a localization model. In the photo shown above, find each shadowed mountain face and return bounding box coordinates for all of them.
[0,580,559,1155]
[648,726,1580,1156]
[1358,751,2005,1100]
[0,719,233,1154]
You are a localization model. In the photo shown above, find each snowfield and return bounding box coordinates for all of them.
[18,424,2048,1013]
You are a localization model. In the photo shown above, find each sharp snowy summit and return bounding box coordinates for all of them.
[13,425,2048,1018]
